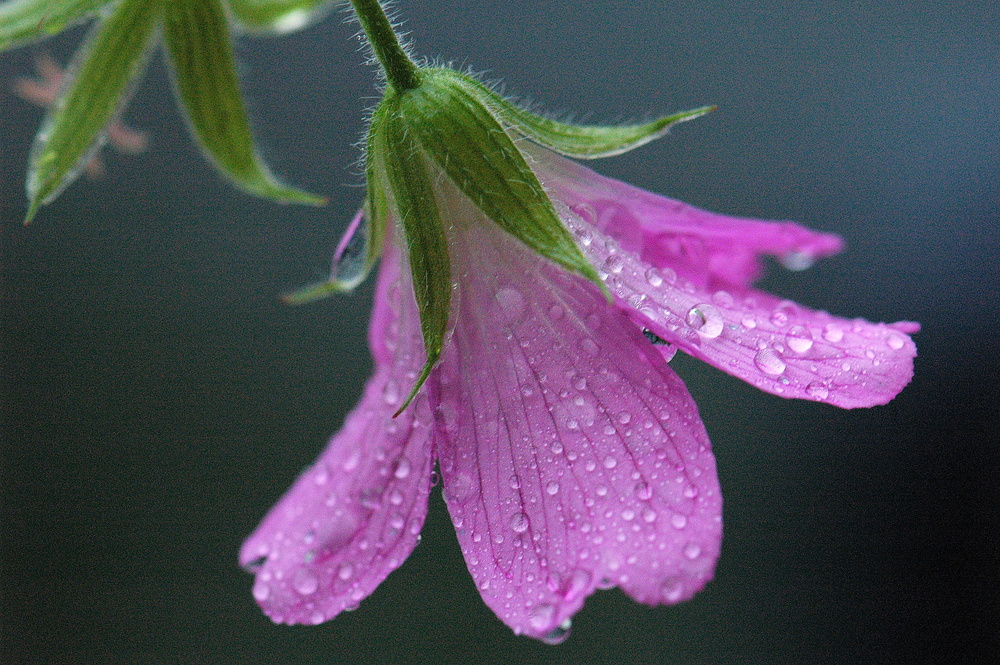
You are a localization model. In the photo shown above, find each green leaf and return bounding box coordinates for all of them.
[24,0,161,223]
[401,68,608,298]
[468,72,715,159]
[164,0,325,206]
[225,0,333,33]
[377,96,452,416]
[0,0,112,52]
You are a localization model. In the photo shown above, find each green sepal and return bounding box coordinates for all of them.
[376,96,452,416]
[225,0,333,34]
[24,0,161,223]
[164,0,325,206]
[401,68,608,299]
[480,79,716,158]
[0,0,112,52]
[281,200,383,304]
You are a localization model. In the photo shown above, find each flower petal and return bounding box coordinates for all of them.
[531,149,918,408]
[240,237,434,625]
[524,142,845,291]
[431,191,722,642]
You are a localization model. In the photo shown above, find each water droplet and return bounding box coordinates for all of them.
[806,382,830,400]
[621,508,635,521]
[671,513,688,529]
[741,317,758,329]
[595,485,608,497]
[337,562,354,581]
[686,303,724,339]
[382,379,400,406]
[389,489,404,505]
[546,481,560,496]
[617,411,632,425]
[510,512,530,533]
[786,325,813,353]
[633,481,653,500]
[252,580,270,601]
[822,323,844,343]
[392,457,411,479]
[645,268,664,287]
[496,287,526,318]
[603,254,625,274]
[548,304,564,320]
[754,347,786,375]
[293,568,319,595]
[886,332,905,350]
[580,339,600,356]
[509,475,521,490]
[683,484,699,499]
[770,302,795,327]
[661,578,685,603]
[683,542,702,559]
[712,290,735,307]
[542,619,572,645]
[313,464,329,485]
[781,250,814,271]
[603,455,617,469]
[529,603,556,631]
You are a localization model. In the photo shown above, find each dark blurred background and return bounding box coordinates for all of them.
[2,1,997,662]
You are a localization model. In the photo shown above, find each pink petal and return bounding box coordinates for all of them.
[240,238,434,624]
[525,146,917,408]
[431,194,722,642]
[525,142,844,291]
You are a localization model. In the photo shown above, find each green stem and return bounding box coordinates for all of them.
[349,0,421,92]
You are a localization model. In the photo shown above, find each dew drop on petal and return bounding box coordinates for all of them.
[337,562,354,581]
[686,303,724,339]
[645,268,664,287]
[786,325,814,353]
[806,382,830,400]
[529,603,556,631]
[886,332,905,350]
[542,619,572,645]
[603,455,617,469]
[661,578,685,603]
[754,347,786,375]
[292,568,319,595]
[496,287,526,318]
[546,481,560,496]
[580,339,600,356]
[510,512,530,533]
[509,475,521,490]
[252,580,270,602]
[823,323,844,343]
[633,481,653,500]
[683,542,702,560]
[392,457,411,479]
[671,513,688,529]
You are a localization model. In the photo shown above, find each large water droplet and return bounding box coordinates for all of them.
[661,577,685,603]
[496,287,526,318]
[252,580,270,601]
[529,603,556,631]
[393,457,411,479]
[786,325,814,353]
[806,382,830,400]
[645,267,664,286]
[671,513,688,529]
[382,379,400,406]
[510,512,530,533]
[822,323,844,343]
[546,481,560,496]
[886,332,905,350]
[686,303,724,339]
[603,254,625,274]
[683,542,702,559]
[633,481,653,500]
[293,568,319,595]
[754,347,786,375]
[603,455,617,469]
[337,562,354,581]
[542,619,572,645]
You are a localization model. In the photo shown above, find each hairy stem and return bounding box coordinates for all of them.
[348,0,421,92]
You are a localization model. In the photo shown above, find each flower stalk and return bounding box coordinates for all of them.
[349,0,421,92]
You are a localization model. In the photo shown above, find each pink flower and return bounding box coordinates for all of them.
[240,140,918,641]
